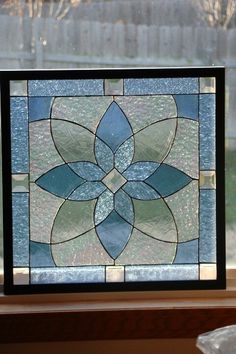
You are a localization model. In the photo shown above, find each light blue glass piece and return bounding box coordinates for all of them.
[12,193,29,266]
[123,162,159,181]
[31,266,105,284]
[29,97,53,121]
[174,95,198,120]
[11,97,28,173]
[200,190,216,262]
[36,164,84,198]
[68,181,106,201]
[174,239,199,263]
[115,189,134,224]
[28,80,103,96]
[95,138,113,173]
[125,265,198,281]
[30,241,55,267]
[123,181,160,200]
[124,78,199,95]
[69,162,105,181]
[96,210,132,259]
[96,102,132,152]
[94,190,114,225]
[115,137,134,173]
[146,163,192,197]
[200,94,215,169]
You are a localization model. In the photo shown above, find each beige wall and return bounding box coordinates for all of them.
[0,339,201,354]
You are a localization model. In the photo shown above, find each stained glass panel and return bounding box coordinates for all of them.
[1,68,225,294]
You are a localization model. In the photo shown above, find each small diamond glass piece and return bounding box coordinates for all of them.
[102,168,127,193]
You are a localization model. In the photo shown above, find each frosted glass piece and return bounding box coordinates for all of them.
[124,78,199,95]
[95,138,113,173]
[164,118,199,179]
[133,119,177,163]
[31,266,105,284]
[11,97,28,173]
[52,96,112,133]
[29,79,104,96]
[12,193,29,266]
[133,198,177,242]
[95,190,113,225]
[200,171,216,189]
[200,189,216,262]
[69,162,105,181]
[116,228,176,265]
[123,181,160,200]
[105,79,123,95]
[200,77,216,93]
[30,183,63,244]
[30,120,64,181]
[69,182,106,201]
[52,199,96,243]
[125,265,199,281]
[200,94,215,170]
[115,95,177,132]
[106,266,125,282]
[52,229,113,266]
[165,181,199,242]
[115,137,134,173]
[51,119,96,164]
[10,80,27,96]
[123,162,159,181]
[12,174,29,192]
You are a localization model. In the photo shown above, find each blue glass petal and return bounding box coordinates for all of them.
[146,163,192,197]
[94,190,114,225]
[68,182,106,201]
[123,182,160,200]
[30,241,55,267]
[115,137,134,173]
[115,190,134,224]
[174,95,198,120]
[69,161,105,181]
[96,102,132,152]
[29,97,53,122]
[174,239,198,264]
[123,162,159,181]
[96,210,132,259]
[36,164,84,198]
[95,138,113,173]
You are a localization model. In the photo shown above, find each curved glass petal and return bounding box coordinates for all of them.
[123,181,160,200]
[96,210,133,259]
[51,199,96,243]
[94,137,114,173]
[68,181,106,201]
[94,190,114,225]
[146,163,192,197]
[133,198,177,242]
[114,189,134,224]
[69,161,105,181]
[133,119,177,163]
[30,241,55,267]
[36,164,84,198]
[96,102,133,152]
[123,162,159,181]
[115,137,134,173]
[51,119,96,163]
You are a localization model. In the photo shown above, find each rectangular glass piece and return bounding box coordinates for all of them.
[200,190,216,262]
[105,79,124,95]
[10,97,28,173]
[200,264,217,280]
[12,174,29,192]
[200,94,216,170]
[28,79,104,96]
[10,80,27,96]
[200,171,216,189]
[12,193,29,266]
[106,266,125,282]
[31,266,105,284]
[124,78,199,95]
[125,265,199,281]
[13,268,29,285]
[200,77,216,93]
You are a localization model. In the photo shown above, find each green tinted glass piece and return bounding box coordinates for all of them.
[30,120,64,181]
[51,119,96,163]
[116,228,176,265]
[164,118,199,179]
[51,96,112,133]
[133,119,177,163]
[133,198,177,242]
[30,183,63,244]
[166,181,198,242]
[52,229,113,266]
[115,95,177,133]
[52,199,96,244]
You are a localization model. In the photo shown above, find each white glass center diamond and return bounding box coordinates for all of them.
[102,168,127,193]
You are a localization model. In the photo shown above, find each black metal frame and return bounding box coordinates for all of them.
[0,67,225,295]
